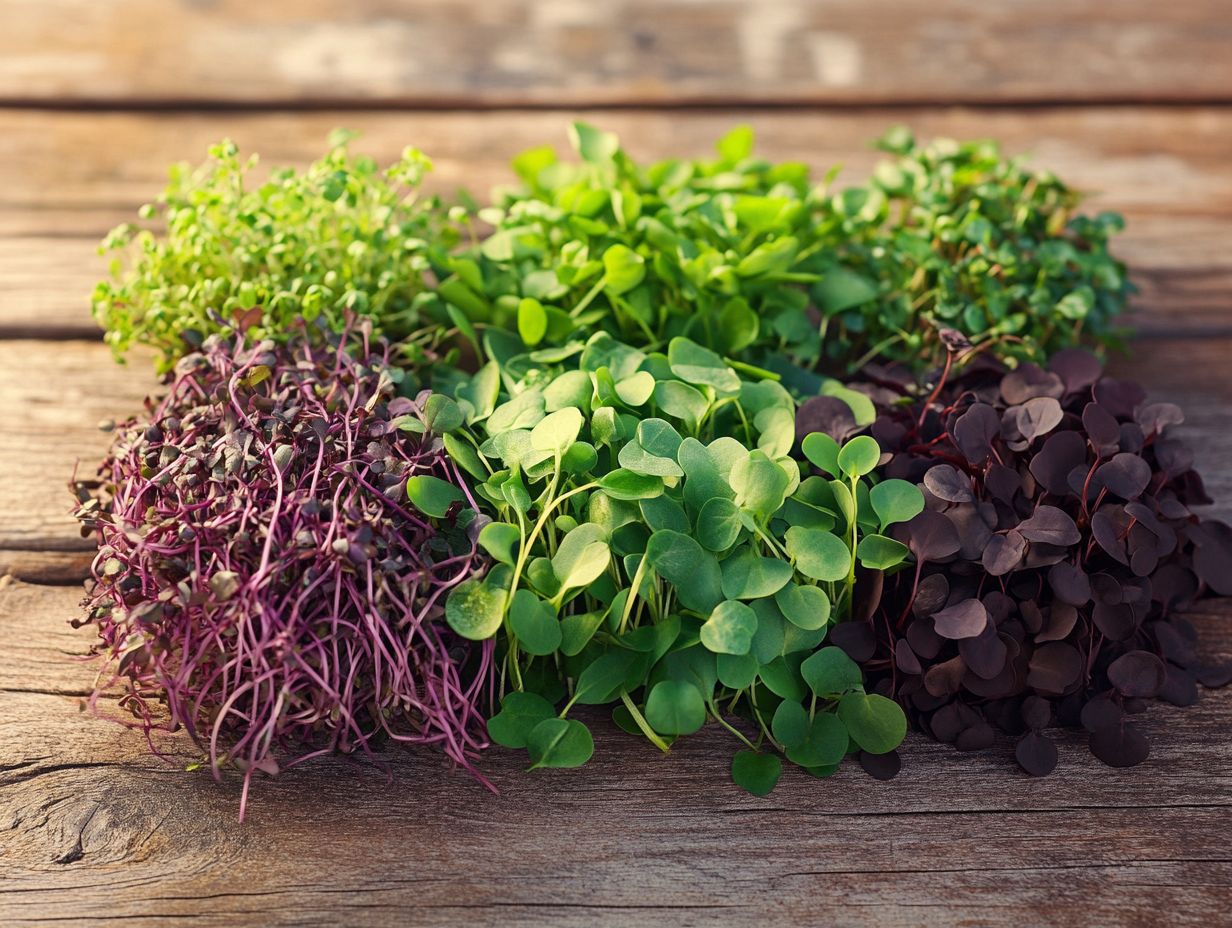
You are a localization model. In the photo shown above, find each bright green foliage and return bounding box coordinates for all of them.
[433,123,1128,380]
[440,334,920,793]
[94,132,449,371]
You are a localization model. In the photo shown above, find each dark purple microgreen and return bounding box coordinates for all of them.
[71,326,493,818]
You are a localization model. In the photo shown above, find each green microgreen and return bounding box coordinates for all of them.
[439,334,922,791]
[94,132,451,371]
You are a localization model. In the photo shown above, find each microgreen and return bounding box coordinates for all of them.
[94,132,451,372]
[834,336,1232,774]
[71,325,493,818]
[438,333,921,791]
[432,123,1129,379]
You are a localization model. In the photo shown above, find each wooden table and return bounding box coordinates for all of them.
[1,3,1229,925]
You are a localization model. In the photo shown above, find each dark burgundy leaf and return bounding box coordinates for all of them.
[955,723,996,751]
[1091,506,1130,565]
[1036,602,1079,643]
[1089,723,1150,768]
[905,510,962,562]
[928,703,966,742]
[931,598,989,640]
[1081,403,1121,456]
[1049,348,1102,395]
[1016,506,1081,546]
[906,615,943,660]
[1096,453,1152,500]
[1048,562,1091,605]
[894,638,923,675]
[959,625,1008,680]
[984,463,1022,503]
[1135,402,1183,436]
[1107,651,1166,698]
[1021,695,1052,731]
[1015,397,1064,442]
[1080,696,1123,732]
[1195,663,1232,688]
[1015,731,1059,776]
[1001,364,1064,405]
[939,328,973,353]
[953,403,1000,464]
[1092,601,1137,640]
[829,620,877,662]
[1029,430,1087,496]
[795,395,858,444]
[923,655,968,697]
[982,530,1026,576]
[923,463,974,503]
[912,574,950,619]
[1093,378,1147,419]
[947,504,994,560]
[1026,642,1083,694]
[859,749,902,780]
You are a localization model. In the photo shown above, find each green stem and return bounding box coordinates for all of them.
[618,554,649,634]
[619,691,671,752]
[844,477,859,618]
[711,706,758,751]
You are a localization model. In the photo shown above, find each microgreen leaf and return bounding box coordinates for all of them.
[644,680,707,736]
[526,718,595,769]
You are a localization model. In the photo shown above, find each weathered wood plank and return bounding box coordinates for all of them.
[2,337,1229,558]
[3,108,1230,337]
[1,1,1230,106]
[1,581,1229,927]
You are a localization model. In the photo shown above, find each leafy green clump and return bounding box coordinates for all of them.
[407,334,924,793]
[431,123,1129,376]
[94,132,451,371]
[830,129,1133,366]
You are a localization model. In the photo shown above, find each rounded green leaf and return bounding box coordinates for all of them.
[572,648,644,705]
[508,590,562,656]
[445,578,506,640]
[720,547,793,600]
[771,699,809,748]
[654,380,710,430]
[700,600,759,655]
[784,526,852,582]
[731,750,782,797]
[530,407,584,455]
[618,440,684,478]
[838,692,908,754]
[774,584,831,631]
[526,718,595,769]
[786,711,850,768]
[602,244,646,295]
[644,679,707,735]
[561,441,598,475]
[869,478,926,529]
[615,371,656,407]
[598,469,665,501]
[517,297,548,346]
[801,432,841,477]
[730,452,791,518]
[667,337,741,394]
[837,435,882,479]
[559,610,605,656]
[477,522,520,566]
[856,533,912,570]
[422,394,464,434]
[716,651,759,689]
[800,646,864,696]
[645,530,724,613]
[487,691,556,748]
[697,497,743,551]
[406,475,467,519]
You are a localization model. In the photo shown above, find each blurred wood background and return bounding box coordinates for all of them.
[0,2,1229,926]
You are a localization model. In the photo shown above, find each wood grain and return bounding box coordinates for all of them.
[1,1,1230,106]
[1,581,1229,928]
[2,108,1231,338]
